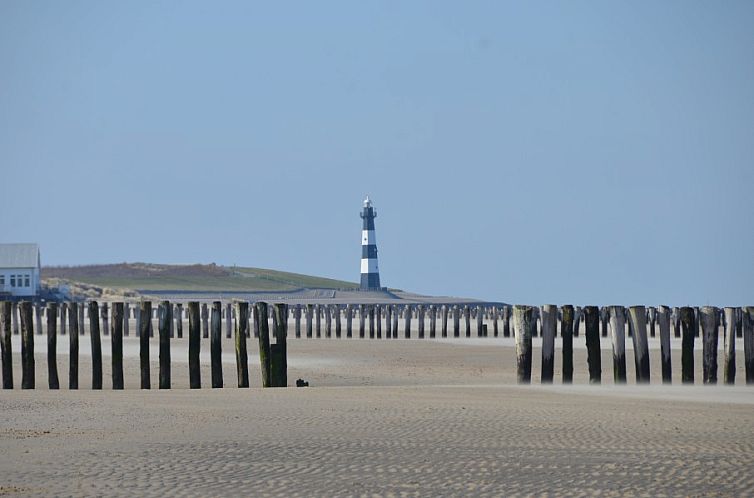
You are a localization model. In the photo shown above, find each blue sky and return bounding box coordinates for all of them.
[1,1,752,306]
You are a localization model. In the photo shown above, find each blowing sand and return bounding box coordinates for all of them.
[1,332,753,496]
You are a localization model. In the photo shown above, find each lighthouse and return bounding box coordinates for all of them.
[360,196,381,290]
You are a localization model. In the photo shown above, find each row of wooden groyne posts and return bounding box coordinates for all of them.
[1,300,753,389]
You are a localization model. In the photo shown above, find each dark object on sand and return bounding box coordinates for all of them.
[296,378,309,387]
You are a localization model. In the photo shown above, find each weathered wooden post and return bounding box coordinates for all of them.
[441,305,448,338]
[606,306,627,383]
[744,307,754,384]
[335,306,342,338]
[492,306,499,337]
[600,307,609,338]
[584,306,601,384]
[78,302,85,336]
[111,302,124,390]
[429,305,436,339]
[540,305,557,383]
[89,301,103,390]
[463,305,471,338]
[699,306,719,384]
[20,302,34,389]
[201,303,209,339]
[271,303,288,387]
[358,304,365,338]
[46,303,59,389]
[223,302,231,341]
[306,304,313,338]
[390,305,398,339]
[345,304,353,338]
[574,306,582,338]
[476,305,484,338]
[325,305,332,339]
[68,302,78,389]
[385,305,392,339]
[235,302,250,388]
[513,305,533,383]
[376,305,382,339]
[1,302,12,389]
[672,307,681,337]
[35,303,42,336]
[184,301,200,388]
[561,305,574,383]
[657,305,672,383]
[211,301,223,388]
[404,305,412,339]
[680,306,696,383]
[368,305,375,339]
[648,307,657,338]
[417,305,425,339]
[452,305,460,337]
[295,305,302,338]
[723,307,737,385]
[101,302,109,337]
[315,304,321,338]
[140,301,152,389]
[736,308,743,338]
[256,302,271,388]
[627,306,650,383]
[502,305,510,338]
[158,301,171,389]
[60,303,67,336]
[123,302,130,337]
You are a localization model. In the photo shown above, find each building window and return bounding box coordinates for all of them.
[0,276,4,286]
[10,276,15,287]
[25,276,30,287]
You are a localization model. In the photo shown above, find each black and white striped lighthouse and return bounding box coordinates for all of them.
[360,196,381,290]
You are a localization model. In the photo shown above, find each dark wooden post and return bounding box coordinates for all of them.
[376,305,382,339]
[648,306,657,338]
[404,305,412,339]
[140,301,152,389]
[295,305,302,338]
[476,305,484,338]
[123,302,130,337]
[359,304,365,338]
[736,308,743,338]
[101,302,109,337]
[35,303,43,336]
[452,305,460,337]
[600,306,609,338]
[561,305,574,383]
[627,306,650,383]
[335,305,342,338]
[201,303,209,339]
[315,304,321,339]
[175,303,183,339]
[89,301,102,390]
[574,306,582,338]
[723,307,737,385]
[502,305,510,338]
[463,305,471,338]
[417,305,425,339]
[256,302,271,388]
[530,307,539,338]
[672,307,681,338]
[584,306,601,384]
[744,307,754,384]
[385,305,392,339]
[607,306,627,383]
[492,306,499,337]
[185,301,200,389]
[20,302,34,389]
[224,302,231,340]
[78,302,85,336]
[657,305,672,383]
[234,302,250,388]
[210,301,223,388]
[68,302,78,389]
[512,305,532,383]
[345,304,353,338]
[680,306,696,384]
[158,301,171,389]
[695,307,701,338]
[390,305,397,339]
[306,304,313,338]
[1,302,13,389]
[429,305,436,339]
[46,303,59,389]
[540,304,556,383]
[271,303,288,387]
[368,305,375,339]
[441,305,448,338]
[699,306,719,384]
[111,302,124,390]
[325,305,332,339]
[60,303,67,336]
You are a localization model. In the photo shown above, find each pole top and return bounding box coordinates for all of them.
[363,195,372,208]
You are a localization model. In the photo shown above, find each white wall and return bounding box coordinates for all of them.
[0,267,40,297]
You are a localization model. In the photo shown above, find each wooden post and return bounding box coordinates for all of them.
[388,305,396,339]
[123,302,130,337]
[657,305,672,384]
[101,302,109,337]
[111,302,124,390]
[158,301,171,389]
[367,305,374,339]
[271,303,288,387]
[46,303,59,389]
[680,306,696,384]
[60,303,67,336]
[584,306,601,384]
[404,305,411,339]
[78,302,85,336]
[648,306,657,338]
[561,305,574,383]
[476,305,484,338]
[452,305,460,337]
[256,302,271,388]
[222,302,230,341]
[627,306,650,383]
[295,305,302,338]
[140,301,151,389]
[540,305,556,383]
[736,308,743,338]
[376,305,382,339]
[359,304,365,338]
[607,306,627,383]
[306,304,313,338]
[502,305,510,338]
[210,301,223,388]
[672,307,681,337]
[20,302,34,389]
[699,306,719,384]
[574,306,582,338]
[335,306,342,338]
[385,305,392,339]
[174,303,182,339]
[89,301,102,390]
[417,305,425,339]
[315,304,321,338]
[1,302,12,389]
[723,307,737,385]
[346,304,353,338]
[464,305,471,338]
[530,307,539,338]
[201,303,209,339]
[429,305,436,339]
[35,303,42,336]
[744,307,754,384]
[492,306,499,337]
[184,301,200,388]
[600,306,609,338]
[325,305,332,339]
[235,302,250,388]
[441,305,448,338]
[512,305,532,383]
[68,302,78,389]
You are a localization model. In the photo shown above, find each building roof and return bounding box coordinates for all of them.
[0,243,40,268]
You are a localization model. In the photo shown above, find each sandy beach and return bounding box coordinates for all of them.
[2,323,754,496]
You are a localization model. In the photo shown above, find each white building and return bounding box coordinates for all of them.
[0,243,41,297]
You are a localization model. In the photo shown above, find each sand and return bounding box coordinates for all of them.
[2,330,754,496]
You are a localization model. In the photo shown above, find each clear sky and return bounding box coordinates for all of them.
[1,1,752,306]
